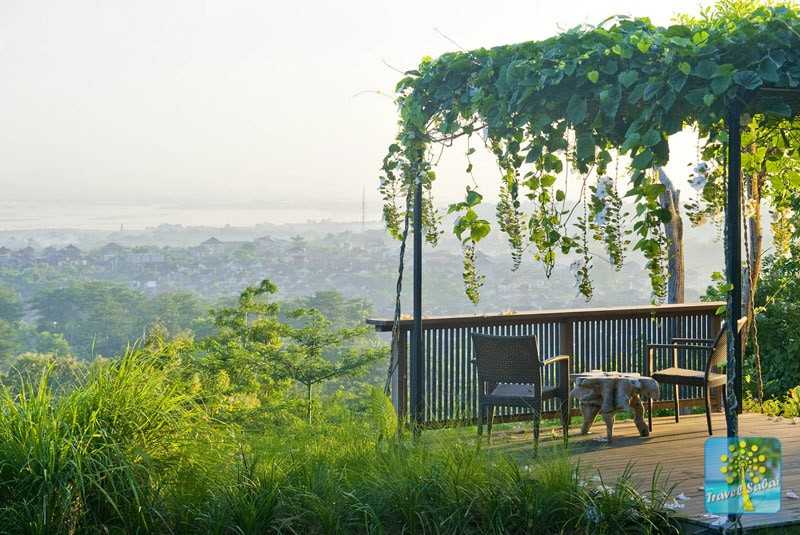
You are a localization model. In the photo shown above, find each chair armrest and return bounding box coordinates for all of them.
[542,355,570,396]
[541,355,570,367]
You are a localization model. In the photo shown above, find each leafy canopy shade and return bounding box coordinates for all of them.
[380,2,800,302]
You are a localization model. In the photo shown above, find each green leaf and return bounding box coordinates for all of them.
[632,149,653,170]
[733,70,763,90]
[555,190,566,202]
[692,30,709,46]
[710,75,732,94]
[643,83,661,101]
[678,62,691,75]
[540,174,557,187]
[466,188,483,207]
[759,58,780,83]
[599,84,622,119]
[566,94,588,124]
[587,70,600,84]
[618,70,639,88]
[601,60,618,75]
[620,132,641,153]
[470,220,491,242]
[575,130,595,161]
[684,88,708,107]
[668,73,687,93]
[703,93,716,106]
[525,143,543,163]
[640,129,661,147]
[693,60,716,79]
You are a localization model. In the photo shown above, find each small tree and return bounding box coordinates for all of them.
[276,308,383,423]
[199,279,287,414]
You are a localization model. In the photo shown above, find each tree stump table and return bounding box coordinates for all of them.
[570,371,660,442]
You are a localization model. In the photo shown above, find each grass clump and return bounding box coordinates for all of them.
[0,351,213,533]
[0,349,680,534]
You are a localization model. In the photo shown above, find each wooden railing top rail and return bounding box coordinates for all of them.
[366,302,724,332]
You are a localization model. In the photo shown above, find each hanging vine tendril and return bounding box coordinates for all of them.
[574,187,594,301]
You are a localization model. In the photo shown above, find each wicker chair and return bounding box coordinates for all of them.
[645,317,747,435]
[471,333,571,450]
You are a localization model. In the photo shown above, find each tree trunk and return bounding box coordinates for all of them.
[657,169,685,304]
[743,166,765,403]
[307,383,313,424]
[743,172,763,317]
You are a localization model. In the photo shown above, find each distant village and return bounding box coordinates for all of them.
[0,222,711,316]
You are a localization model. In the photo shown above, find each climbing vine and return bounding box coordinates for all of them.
[381,1,800,303]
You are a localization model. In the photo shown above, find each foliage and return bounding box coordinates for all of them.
[0,355,680,534]
[0,353,87,394]
[193,279,293,424]
[0,286,23,323]
[685,114,800,252]
[744,384,800,417]
[748,252,800,397]
[381,1,800,302]
[276,307,384,422]
[30,282,210,358]
[285,290,373,330]
[0,272,683,534]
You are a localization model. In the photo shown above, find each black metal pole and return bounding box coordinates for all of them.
[411,175,424,434]
[725,103,743,438]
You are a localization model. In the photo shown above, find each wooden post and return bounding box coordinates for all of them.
[391,329,408,424]
[559,320,574,360]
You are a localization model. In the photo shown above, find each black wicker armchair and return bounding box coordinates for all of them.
[471,333,571,450]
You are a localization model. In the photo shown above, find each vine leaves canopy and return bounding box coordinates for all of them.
[380,2,800,303]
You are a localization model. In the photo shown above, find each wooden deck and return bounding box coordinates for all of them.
[492,412,800,532]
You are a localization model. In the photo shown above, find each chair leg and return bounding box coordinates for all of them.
[487,406,495,443]
[560,398,570,448]
[648,398,653,432]
[533,410,541,456]
[704,386,713,436]
[477,403,484,437]
[673,384,680,423]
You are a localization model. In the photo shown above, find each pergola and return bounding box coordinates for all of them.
[406,89,800,438]
[382,10,800,445]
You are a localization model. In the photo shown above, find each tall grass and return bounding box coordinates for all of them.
[0,352,679,534]
[191,427,679,535]
[0,351,212,533]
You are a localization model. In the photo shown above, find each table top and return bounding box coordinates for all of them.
[571,370,645,380]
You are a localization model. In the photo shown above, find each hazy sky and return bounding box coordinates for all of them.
[0,0,713,212]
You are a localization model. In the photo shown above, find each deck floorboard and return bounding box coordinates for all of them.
[490,412,800,531]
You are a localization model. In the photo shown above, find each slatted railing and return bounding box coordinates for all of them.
[367,302,724,428]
